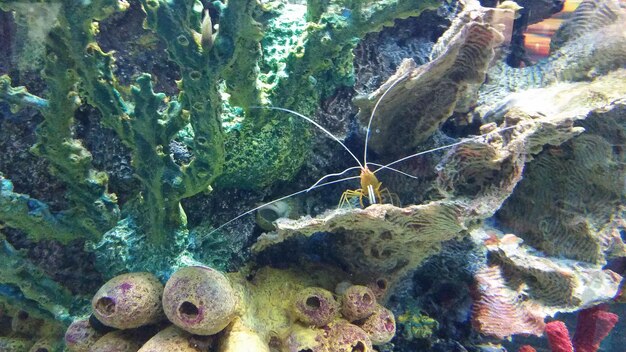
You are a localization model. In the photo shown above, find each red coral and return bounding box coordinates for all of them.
[545,321,573,352]
[520,305,618,352]
[572,305,619,352]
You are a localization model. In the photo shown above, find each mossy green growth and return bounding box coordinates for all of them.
[0,337,34,352]
[397,309,439,340]
[87,215,189,279]
[219,0,441,189]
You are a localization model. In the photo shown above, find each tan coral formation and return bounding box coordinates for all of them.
[471,231,622,339]
[496,71,626,264]
[256,69,626,289]
[476,0,626,119]
[353,0,507,156]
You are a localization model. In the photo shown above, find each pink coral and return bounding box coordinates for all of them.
[545,321,573,352]
[572,305,619,352]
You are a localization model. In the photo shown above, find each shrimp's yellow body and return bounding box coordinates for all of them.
[339,167,388,208]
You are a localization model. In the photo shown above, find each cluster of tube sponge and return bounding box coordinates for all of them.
[287,280,396,351]
[64,266,237,351]
[63,266,397,351]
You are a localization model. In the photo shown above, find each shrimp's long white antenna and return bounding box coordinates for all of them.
[251,106,363,169]
[207,175,361,236]
[307,166,362,191]
[368,162,419,179]
[363,72,410,167]
[375,123,526,173]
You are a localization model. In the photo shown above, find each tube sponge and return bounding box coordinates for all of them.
[137,325,214,352]
[292,287,339,327]
[545,321,573,352]
[327,320,374,352]
[162,266,238,335]
[64,318,105,352]
[27,338,61,352]
[91,272,165,329]
[357,304,396,345]
[340,285,376,322]
[89,330,149,352]
[572,305,619,352]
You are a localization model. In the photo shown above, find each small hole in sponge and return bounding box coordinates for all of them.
[35,349,49,352]
[352,341,366,352]
[305,296,321,309]
[95,297,116,316]
[385,318,394,331]
[362,293,372,304]
[376,279,387,290]
[179,301,200,319]
[298,349,313,352]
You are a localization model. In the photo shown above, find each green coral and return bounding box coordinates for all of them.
[397,309,439,340]
[0,232,84,326]
[0,173,92,243]
[0,0,439,244]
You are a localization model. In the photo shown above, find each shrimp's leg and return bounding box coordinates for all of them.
[339,189,364,208]
[381,187,401,207]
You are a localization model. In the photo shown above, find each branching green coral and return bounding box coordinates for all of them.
[0,0,441,246]
[0,75,48,110]
[0,232,80,325]
[0,174,93,242]
[220,0,441,188]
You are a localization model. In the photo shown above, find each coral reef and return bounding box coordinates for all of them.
[353,0,507,157]
[0,233,77,326]
[476,0,626,119]
[254,96,585,282]
[0,0,625,350]
[518,305,619,352]
[63,265,397,351]
[496,99,626,263]
[0,0,440,244]
[471,230,621,339]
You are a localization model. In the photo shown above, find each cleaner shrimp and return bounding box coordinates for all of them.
[208,73,526,236]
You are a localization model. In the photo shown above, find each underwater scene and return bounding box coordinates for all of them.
[0,0,625,351]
